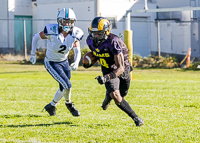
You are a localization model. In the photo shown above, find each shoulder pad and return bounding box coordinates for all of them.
[44,24,59,35]
[71,27,84,41]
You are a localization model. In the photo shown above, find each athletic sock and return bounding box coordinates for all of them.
[65,100,71,104]
[50,101,56,106]
[50,89,63,106]
[117,98,138,119]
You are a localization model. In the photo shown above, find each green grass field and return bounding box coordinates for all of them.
[0,61,200,142]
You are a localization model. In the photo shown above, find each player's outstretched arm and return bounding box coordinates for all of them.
[71,41,81,71]
[30,32,47,65]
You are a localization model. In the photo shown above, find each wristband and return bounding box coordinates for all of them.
[104,74,110,82]
[110,71,116,79]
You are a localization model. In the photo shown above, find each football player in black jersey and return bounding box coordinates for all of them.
[85,17,144,126]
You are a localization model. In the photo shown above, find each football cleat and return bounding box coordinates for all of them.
[101,92,112,110]
[44,103,56,116]
[65,102,80,116]
[101,97,112,110]
[133,117,144,126]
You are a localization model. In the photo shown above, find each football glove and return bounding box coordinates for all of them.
[30,55,36,65]
[70,62,78,71]
[95,75,110,85]
[83,63,92,69]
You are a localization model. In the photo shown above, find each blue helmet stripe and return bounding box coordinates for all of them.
[65,8,69,18]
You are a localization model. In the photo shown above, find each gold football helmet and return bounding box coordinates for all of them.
[88,17,111,46]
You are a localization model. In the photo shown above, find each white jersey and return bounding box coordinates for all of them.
[44,24,84,62]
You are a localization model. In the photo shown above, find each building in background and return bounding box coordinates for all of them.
[32,0,156,57]
[0,0,200,61]
[156,0,200,60]
[0,0,33,55]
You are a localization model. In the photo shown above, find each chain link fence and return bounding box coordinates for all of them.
[0,18,199,61]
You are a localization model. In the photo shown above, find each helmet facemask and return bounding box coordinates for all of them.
[89,30,108,47]
[57,18,76,32]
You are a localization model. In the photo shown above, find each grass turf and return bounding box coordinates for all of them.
[0,61,199,142]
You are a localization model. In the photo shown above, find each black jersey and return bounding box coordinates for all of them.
[86,33,131,75]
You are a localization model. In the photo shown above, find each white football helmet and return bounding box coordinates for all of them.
[57,8,77,32]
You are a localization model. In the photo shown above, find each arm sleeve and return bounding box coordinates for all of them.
[31,33,41,55]
[73,46,81,65]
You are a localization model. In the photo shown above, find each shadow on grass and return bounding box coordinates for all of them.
[0,71,42,74]
[0,121,75,128]
[0,60,44,65]
[0,114,43,118]
[0,114,77,128]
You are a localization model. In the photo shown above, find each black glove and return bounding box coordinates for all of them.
[83,63,92,68]
[95,75,110,84]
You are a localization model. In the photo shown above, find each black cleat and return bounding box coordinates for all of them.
[133,117,144,126]
[101,92,112,110]
[44,103,56,116]
[65,102,80,116]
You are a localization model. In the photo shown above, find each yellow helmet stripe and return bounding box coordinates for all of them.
[98,19,109,31]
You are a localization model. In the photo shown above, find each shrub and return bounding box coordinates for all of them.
[35,48,46,62]
[35,49,181,69]
[186,61,200,70]
[132,54,179,69]
[35,46,101,66]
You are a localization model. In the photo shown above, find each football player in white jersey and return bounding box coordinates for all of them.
[30,8,84,116]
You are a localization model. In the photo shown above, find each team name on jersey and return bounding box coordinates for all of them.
[93,51,110,57]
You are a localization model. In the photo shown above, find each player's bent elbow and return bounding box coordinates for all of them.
[118,66,125,76]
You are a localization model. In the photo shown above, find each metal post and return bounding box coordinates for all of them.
[144,0,148,11]
[157,21,161,58]
[96,0,100,16]
[125,10,131,30]
[23,19,27,60]
[7,0,9,50]
[125,10,133,80]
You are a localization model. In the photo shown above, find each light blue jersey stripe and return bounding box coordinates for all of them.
[65,8,68,18]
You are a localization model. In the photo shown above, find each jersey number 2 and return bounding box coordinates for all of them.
[58,45,66,54]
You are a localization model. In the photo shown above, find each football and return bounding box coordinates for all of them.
[82,51,97,66]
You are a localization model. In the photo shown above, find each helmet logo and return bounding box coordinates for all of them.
[50,26,57,33]
[91,28,98,31]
